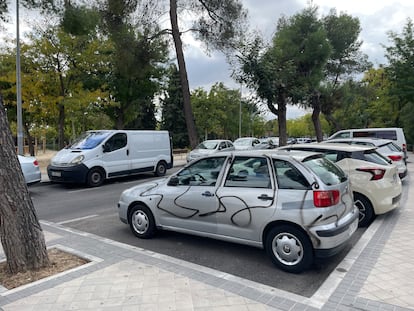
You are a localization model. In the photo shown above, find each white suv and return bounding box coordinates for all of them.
[278,143,402,227]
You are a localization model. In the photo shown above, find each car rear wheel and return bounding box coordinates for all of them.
[354,193,374,227]
[155,161,167,176]
[87,167,105,187]
[129,204,156,239]
[265,225,313,273]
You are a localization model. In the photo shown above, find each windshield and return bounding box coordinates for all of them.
[67,131,111,150]
[197,141,218,150]
[302,156,347,185]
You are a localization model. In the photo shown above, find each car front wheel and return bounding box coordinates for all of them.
[265,225,313,273]
[87,167,105,187]
[129,204,156,239]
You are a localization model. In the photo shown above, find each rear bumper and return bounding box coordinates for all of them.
[47,164,89,184]
[312,207,359,258]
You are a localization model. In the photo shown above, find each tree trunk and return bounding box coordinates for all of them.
[0,95,50,274]
[266,93,288,146]
[58,102,65,149]
[311,93,323,142]
[170,0,198,148]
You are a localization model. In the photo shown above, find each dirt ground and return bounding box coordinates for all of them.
[0,248,89,289]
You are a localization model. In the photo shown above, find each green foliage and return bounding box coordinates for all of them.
[191,82,266,141]
[160,65,189,148]
[287,114,329,137]
[385,19,414,123]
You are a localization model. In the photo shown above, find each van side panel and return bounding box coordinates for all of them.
[129,131,172,174]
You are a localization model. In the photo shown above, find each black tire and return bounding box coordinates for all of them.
[354,193,374,227]
[128,204,156,239]
[155,161,167,177]
[265,225,313,273]
[86,167,105,187]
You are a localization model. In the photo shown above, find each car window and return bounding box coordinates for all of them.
[105,133,127,152]
[353,150,390,165]
[273,160,310,190]
[333,132,350,139]
[177,156,226,186]
[219,142,226,150]
[302,156,347,185]
[225,156,271,188]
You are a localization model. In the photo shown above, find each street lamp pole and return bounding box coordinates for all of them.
[239,84,242,138]
[16,0,24,155]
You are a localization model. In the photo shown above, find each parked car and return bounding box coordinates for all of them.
[327,127,407,163]
[18,155,41,185]
[278,143,402,227]
[118,150,358,273]
[322,138,407,179]
[186,139,234,162]
[233,137,260,150]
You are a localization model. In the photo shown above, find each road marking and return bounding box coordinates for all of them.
[57,214,99,225]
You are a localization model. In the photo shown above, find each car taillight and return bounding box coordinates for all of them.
[33,160,39,167]
[403,143,407,152]
[313,190,340,207]
[356,168,386,180]
[388,155,402,161]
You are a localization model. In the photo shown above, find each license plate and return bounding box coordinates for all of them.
[51,171,61,177]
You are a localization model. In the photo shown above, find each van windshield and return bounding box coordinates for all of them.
[68,131,111,150]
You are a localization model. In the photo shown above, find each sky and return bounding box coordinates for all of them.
[181,0,414,119]
[3,0,414,119]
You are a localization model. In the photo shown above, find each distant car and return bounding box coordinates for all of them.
[322,138,408,179]
[18,155,41,185]
[186,139,234,162]
[118,150,358,273]
[278,143,402,227]
[233,137,260,150]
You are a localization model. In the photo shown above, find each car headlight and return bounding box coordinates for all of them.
[70,155,85,165]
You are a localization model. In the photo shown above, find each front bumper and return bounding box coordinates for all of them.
[47,163,89,184]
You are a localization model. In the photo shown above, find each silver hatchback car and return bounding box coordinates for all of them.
[118,150,358,273]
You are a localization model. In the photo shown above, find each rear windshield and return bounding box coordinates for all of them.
[302,156,347,186]
[353,150,390,165]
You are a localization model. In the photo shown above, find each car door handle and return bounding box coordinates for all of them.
[127,149,129,156]
[202,191,214,197]
[258,194,273,201]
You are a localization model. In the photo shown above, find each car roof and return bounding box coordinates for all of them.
[279,142,376,152]
[203,149,323,162]
[325,138,393,146]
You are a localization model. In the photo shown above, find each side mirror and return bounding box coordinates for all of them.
[168,176,179,186]
[102,143,110,153]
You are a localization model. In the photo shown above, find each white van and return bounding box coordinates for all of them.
[327,127,407,162]
[48,130,173,187]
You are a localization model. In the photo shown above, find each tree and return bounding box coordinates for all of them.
[168,0,247,148]
[160,65,189,148]
[100,0,168,130]
[384,18,414,132]
[319,9,371,134]
[0,96,50,273]
[239,7,330,146]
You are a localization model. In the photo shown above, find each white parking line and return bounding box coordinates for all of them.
[57,215,99,225]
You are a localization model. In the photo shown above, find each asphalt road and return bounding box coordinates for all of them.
[30,169,368,298]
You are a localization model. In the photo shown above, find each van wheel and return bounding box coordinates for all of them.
[265,225,313,273]
[129,204,156,238]
[354,193,374,227]
[87,168,105,187]
[155,161,167,177]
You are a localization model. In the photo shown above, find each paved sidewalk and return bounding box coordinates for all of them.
[0,157,413,310]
